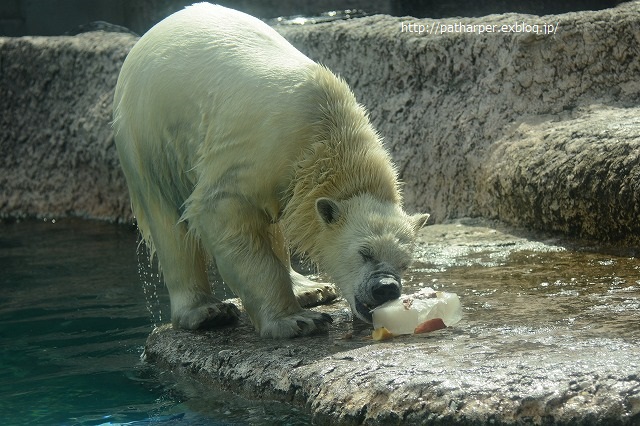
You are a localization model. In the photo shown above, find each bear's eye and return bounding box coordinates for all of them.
[359,247,375,263]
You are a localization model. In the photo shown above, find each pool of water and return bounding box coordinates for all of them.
[0,218,311,425]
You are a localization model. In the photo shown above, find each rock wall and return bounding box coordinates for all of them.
[276,2,640,240]
[1,2,639,241]
[479,105,640,242]
[0,33,136,221]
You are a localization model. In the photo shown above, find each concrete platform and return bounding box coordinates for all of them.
[143,221,640,425]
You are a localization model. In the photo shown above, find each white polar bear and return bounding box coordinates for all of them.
[113,3,429,338]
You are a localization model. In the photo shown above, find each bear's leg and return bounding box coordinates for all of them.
[194,200,332,338]
[135,195,240,330]
[268,223,338,307]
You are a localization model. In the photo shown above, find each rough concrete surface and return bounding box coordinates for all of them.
[276,2,640,240]
[145,323,640,425]
[0,33,136,221]
[144,219,640,425]
[478,105,640,242]
[1,3,640,242]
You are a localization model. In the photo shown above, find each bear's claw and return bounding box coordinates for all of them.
[174,301,241,330]
[292,271,338,307]
[260,310,333,338]
[295,284,338,307]
[296,312,333,333]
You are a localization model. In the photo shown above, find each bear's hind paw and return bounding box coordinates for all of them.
[260,310,333,338]
[173,301,240,330]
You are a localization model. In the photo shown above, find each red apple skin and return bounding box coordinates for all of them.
[414,318,446,334]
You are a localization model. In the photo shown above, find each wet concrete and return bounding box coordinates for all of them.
[144,219,640,425]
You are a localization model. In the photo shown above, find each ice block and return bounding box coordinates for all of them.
[372,287,462,336]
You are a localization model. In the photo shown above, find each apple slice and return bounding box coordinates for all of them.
[414,318,447,334]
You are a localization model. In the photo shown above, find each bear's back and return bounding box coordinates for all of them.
[148,3,312,72]
[113,3,317,138]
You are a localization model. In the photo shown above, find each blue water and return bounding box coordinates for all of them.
[0,219,310,425]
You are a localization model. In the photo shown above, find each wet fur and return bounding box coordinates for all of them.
[113,3,427,337]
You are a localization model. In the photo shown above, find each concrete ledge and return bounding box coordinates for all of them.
[143,220,640,425]
[145,322,640,425]
[478,105,640,241]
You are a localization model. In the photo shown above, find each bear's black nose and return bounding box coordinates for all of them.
[371,276,401,304]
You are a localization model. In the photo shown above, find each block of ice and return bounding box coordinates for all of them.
[371,287,462,335]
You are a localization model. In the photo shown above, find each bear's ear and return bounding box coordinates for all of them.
[316,198,341,225]
[412,213,431,232]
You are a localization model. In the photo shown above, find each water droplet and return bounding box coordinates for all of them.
[136,233,163,326]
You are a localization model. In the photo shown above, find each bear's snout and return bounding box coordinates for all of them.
[354,272,402,323]
[371,276,401,304]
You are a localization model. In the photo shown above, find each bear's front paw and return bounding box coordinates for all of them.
[173,301,240,330]
[291,271,338,307]
[259,310,333,338]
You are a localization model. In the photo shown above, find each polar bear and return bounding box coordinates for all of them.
[113,3,429,338]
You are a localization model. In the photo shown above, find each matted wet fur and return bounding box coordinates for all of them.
[113,3,428,338]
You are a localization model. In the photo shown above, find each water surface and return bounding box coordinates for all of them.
[0,218,310,425]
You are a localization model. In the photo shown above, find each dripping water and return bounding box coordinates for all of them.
[134,232,237,325]
[136,233,164,326]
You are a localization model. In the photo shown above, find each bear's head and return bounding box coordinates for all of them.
[315,194,429,322]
